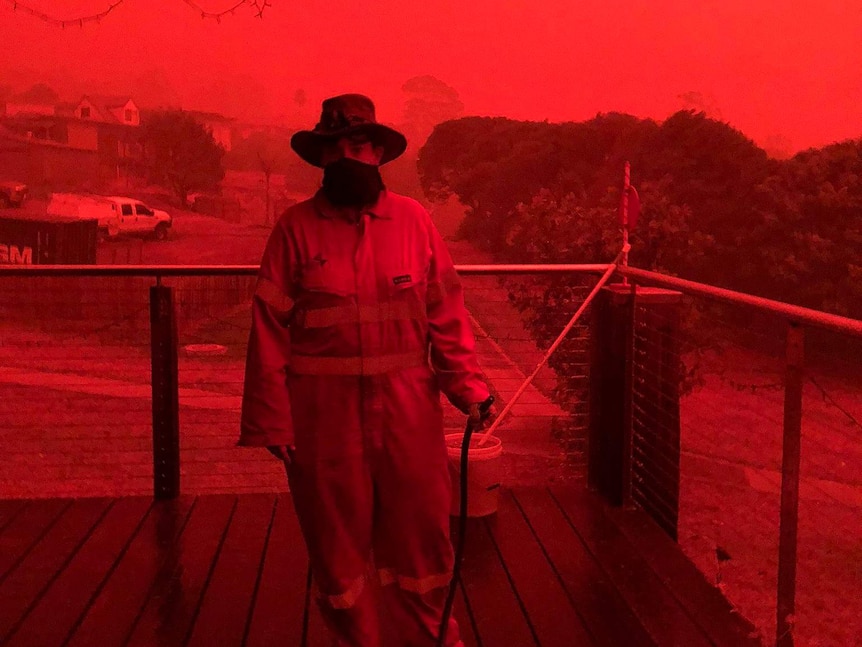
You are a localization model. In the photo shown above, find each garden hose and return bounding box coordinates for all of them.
[436,395,495,647]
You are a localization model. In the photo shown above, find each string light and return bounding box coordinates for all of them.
[250,0,271,18]
[2,0,269,27]
[180,0,254,21]
[4,0,125,27]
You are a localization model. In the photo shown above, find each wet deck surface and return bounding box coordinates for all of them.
[0,486,759,646]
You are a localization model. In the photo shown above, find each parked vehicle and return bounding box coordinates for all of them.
[46,193,172,240]
[0,212,97,264]
[0,181,29,208]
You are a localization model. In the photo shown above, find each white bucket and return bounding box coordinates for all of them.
[445,433,503,518]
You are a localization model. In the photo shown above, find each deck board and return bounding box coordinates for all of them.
[187,493,275,647]
[454,583,479,647]
[66,496,195,647]
[513,488,656,647]
[124,494,236,647]
[244,495,310,647]
[0,488,759,647]
[0,498,111,643]
[5,497,152,647]
[489,490,595,646]
[0,498,70,581]
[0,500,26,533]
[604,503,762,647]
[457,516,537,646]
[551,486,713,647]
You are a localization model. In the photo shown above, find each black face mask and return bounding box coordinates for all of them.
[322,158,385,208]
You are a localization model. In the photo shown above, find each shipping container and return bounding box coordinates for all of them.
[0,213,97,264]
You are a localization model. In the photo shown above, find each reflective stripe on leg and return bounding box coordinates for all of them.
[377,568,453,595]
[316,575,366,610]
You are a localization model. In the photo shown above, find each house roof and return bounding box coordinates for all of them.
[83,95,134,109]
[77,95,137,123]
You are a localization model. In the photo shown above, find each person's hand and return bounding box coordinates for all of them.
[267,444,296,466]
[467,400,496,431]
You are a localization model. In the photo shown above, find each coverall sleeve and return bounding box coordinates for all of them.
[238,220,296,447]
[425,216,491,413]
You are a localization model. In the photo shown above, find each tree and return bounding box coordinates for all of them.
[141,110,225,205]
[677,91,723,120]
[739,138,862,313]
[401,75,464,146]
[224,129,320,196]
[18,83,60,104]
[225,130,294,171]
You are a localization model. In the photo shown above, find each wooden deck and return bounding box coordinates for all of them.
[0,487,759,647]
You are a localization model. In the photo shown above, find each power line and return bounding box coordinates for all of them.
[2,0,270,27]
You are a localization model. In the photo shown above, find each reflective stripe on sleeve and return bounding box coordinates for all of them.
[302,300,425,328]
[377,568,453,595]
[255,277,294,315]
[289,351,427,376]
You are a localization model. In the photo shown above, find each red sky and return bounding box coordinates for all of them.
[1,0,860,153]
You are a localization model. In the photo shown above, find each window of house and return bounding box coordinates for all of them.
[125,109,134,122]
[80,106,90,118]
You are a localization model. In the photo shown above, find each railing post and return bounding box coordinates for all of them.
[588,285,634,505]
[776,322,804,647]
[588,284,683,540]
[150,283,180,500]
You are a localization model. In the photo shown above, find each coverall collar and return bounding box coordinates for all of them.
[313,189,394,222]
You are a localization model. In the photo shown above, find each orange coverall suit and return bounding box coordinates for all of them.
[239,189,490,646]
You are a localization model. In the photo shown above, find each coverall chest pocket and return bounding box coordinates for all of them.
[300,264,356,299]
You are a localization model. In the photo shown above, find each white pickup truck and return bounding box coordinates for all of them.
[47,193,173,241]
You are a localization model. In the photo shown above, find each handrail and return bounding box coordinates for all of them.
[0,265,262,277]
[618,266,862,338]
[0,263,612,277]
[3,262,860,337]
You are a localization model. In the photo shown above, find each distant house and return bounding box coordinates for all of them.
[74,96,141,126]
[0,94,144,186]
[185,110,235,152]
[67,96,141,153]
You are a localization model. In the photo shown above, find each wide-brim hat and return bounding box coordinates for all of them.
[290,94,407,168]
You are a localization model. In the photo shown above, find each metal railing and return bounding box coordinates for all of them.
[3,262,860,647]
[614,266,862,647]
[0,263,602,499]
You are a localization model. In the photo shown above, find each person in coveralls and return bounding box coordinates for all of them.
[239,93,496,647]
